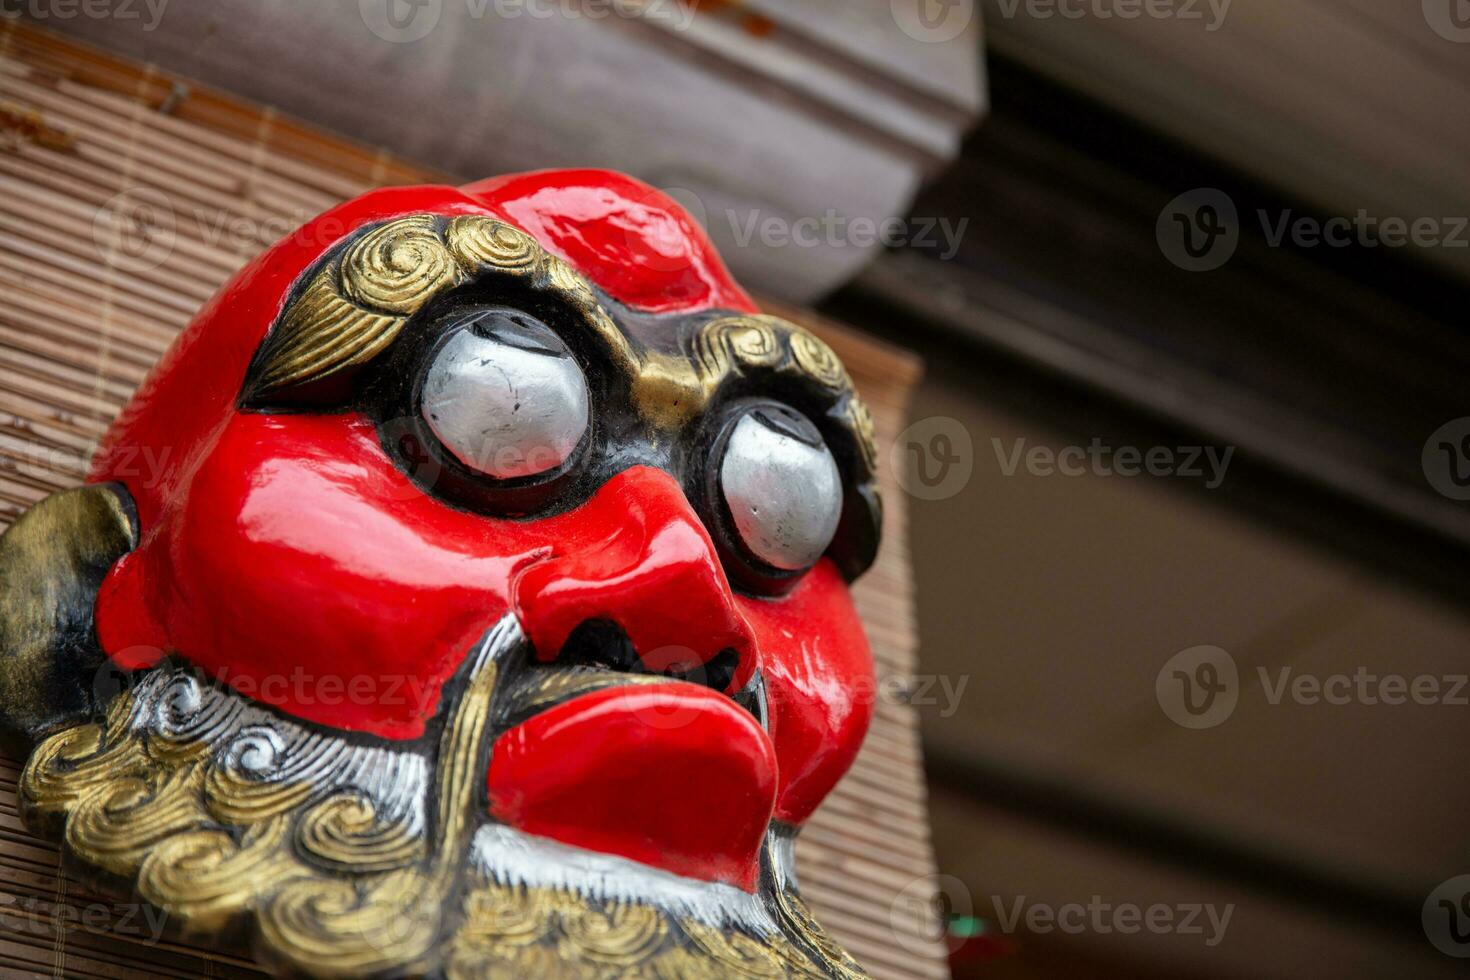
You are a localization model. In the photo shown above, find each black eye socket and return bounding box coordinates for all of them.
[700,401,843,595]
[371,304,597,517]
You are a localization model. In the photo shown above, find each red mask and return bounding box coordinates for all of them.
[84,169,883,896]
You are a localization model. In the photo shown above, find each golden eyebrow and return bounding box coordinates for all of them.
[680,315,878,477]
[242,214,637,405]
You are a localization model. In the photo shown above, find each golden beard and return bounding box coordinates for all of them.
[17,618,868,979]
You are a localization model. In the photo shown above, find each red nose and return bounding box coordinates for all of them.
[512,466,758,690]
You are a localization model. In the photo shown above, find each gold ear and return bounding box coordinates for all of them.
[0,483,137,738]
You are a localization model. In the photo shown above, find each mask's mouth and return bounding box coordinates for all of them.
[484,617,778,891]
[493,617,766,732]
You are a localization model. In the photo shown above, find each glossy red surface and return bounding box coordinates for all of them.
[488,682,776,890]
[465,171,755,315]
[740,560,874,825]
[89,170,875,883]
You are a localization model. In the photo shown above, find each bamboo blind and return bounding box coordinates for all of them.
[0,21,945,980]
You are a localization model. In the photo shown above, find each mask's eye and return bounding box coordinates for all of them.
[420,309,589,480]
[717,404,842,574]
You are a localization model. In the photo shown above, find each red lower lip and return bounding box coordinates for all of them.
[486,681,776,891]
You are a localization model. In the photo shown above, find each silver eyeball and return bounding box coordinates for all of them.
[420,310,589,480]
[719,407,843,571]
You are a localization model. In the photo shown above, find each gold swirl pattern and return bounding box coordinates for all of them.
[690,316,857,402]
[21,721,144,816]
[137,817,306,930]
[558,901,667,967]
[789,330,847,391]
[254,619,508,976]
[542,254,600,305]
[447,881,826,980]
[684,920,816,978]
[458,886,549,949]
[445,839,846,980]
[243,213,469,401]
[693,316,784,383]
[65,766,207,873]
[204,760,316,825]
[297,792,427,873]
[13,639,468,978]
[449,941,566,980]
[341,215,462,314]
[843,395,879,474]
[446,215,540,273]
[259,869,440,975]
